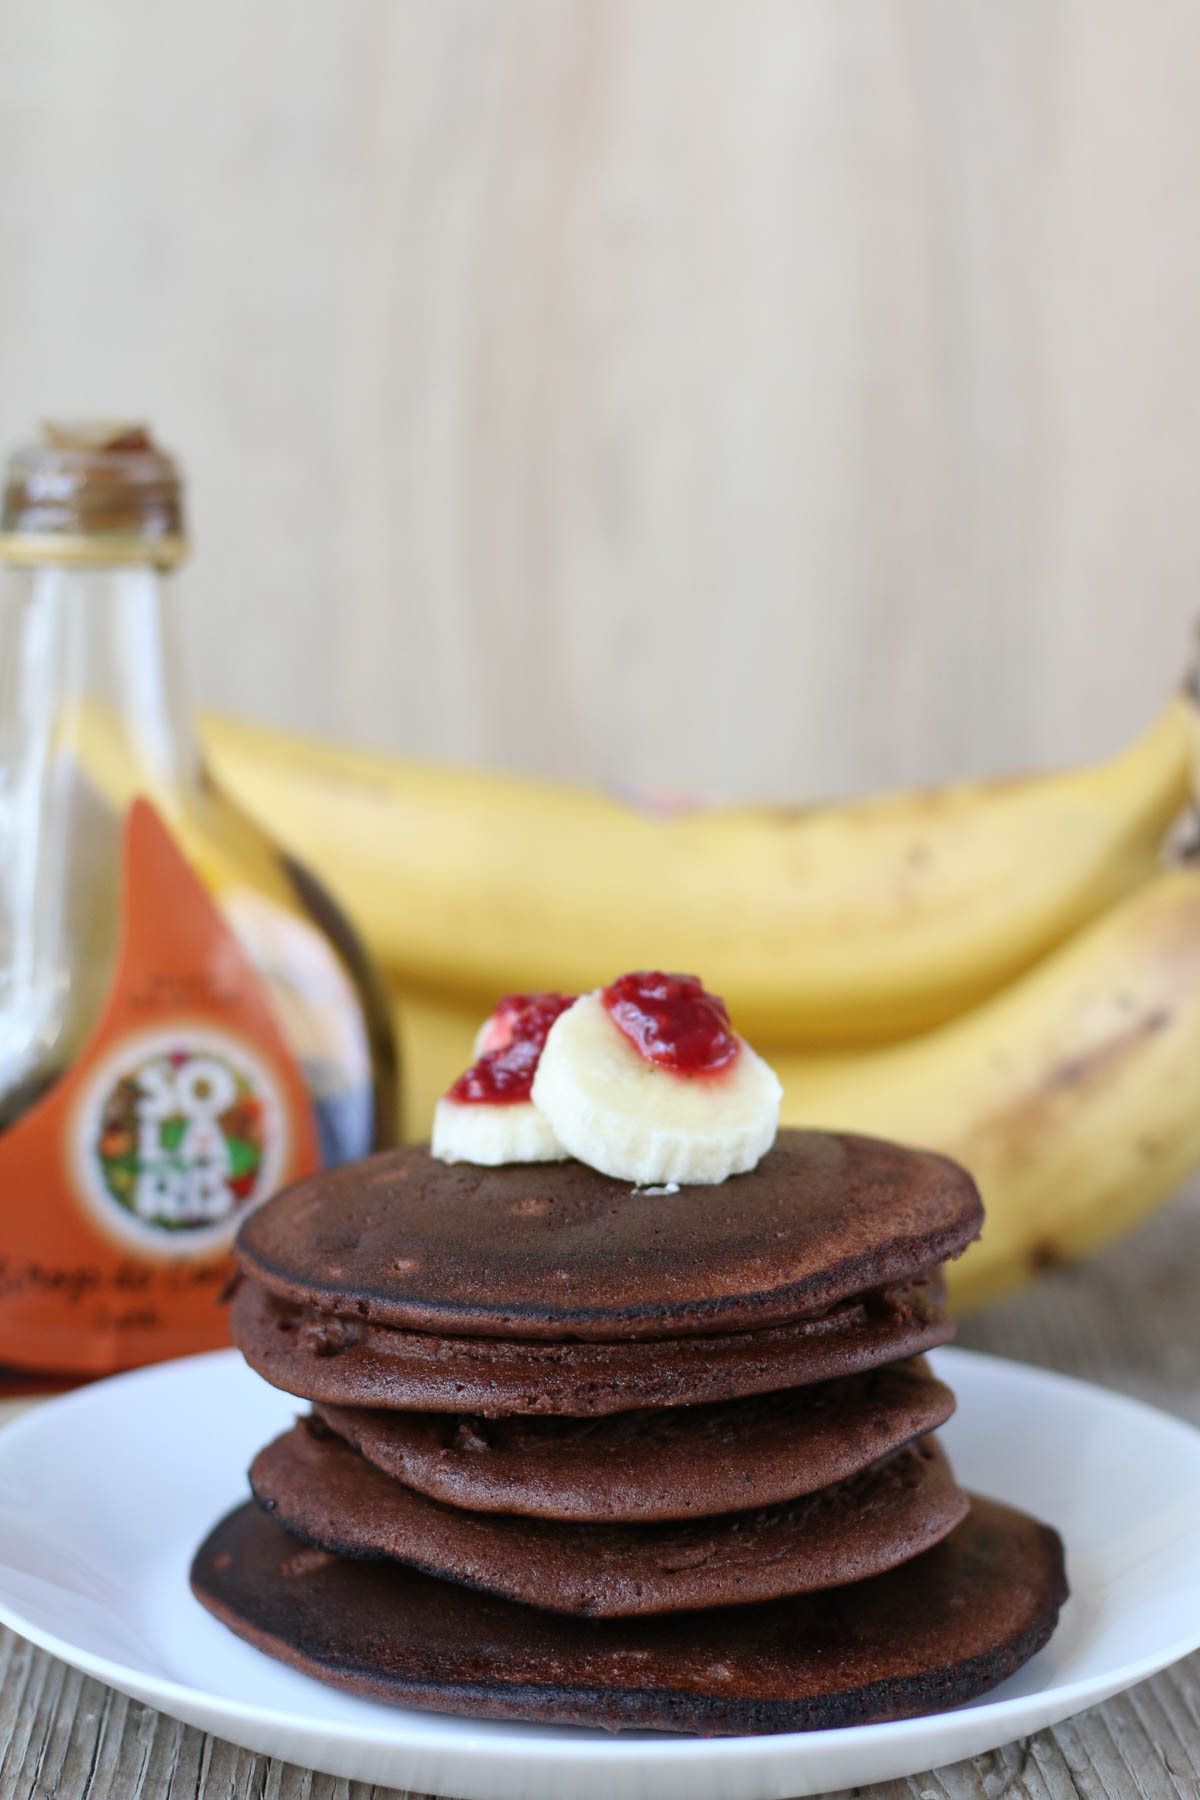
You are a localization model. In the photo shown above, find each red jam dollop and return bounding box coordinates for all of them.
[474,992,546,1057]
[602,971,739,1074]
[448,992,574,1105]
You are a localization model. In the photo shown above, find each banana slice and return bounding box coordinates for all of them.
[532,988,782,1186]
[433,992,574,1165]
[432,1095,565,1165]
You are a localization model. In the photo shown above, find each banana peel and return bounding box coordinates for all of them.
[391,867,1200,1313]
[203,701,1192,1047]
[202,700,1200,1315]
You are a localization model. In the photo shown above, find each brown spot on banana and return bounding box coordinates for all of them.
[957,1003,1179,1174]
[1043,1006,1172,1094]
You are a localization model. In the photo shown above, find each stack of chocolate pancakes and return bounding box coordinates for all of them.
[193,1129,1067,1734]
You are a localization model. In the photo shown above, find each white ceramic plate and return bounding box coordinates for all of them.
[0,1347,1198,1800]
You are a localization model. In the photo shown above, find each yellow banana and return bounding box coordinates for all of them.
[392,868,1200,1310]
[391,987,483,1143]
[394,868,1200,1313]
[769,865,1200,1310]
[203,699,1192,1048]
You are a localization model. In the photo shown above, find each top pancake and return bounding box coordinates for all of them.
[235,1129,981,1342]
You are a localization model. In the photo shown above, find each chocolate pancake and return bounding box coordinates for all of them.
[192,1497,1067,1734]
[313,1357,954,1521]
[232,1272,951,1416]
[234,1130,981,1341]
[248,1421,966,1616]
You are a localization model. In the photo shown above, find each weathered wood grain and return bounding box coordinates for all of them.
[3,1186,1200,1799]
[3,1,1200,799]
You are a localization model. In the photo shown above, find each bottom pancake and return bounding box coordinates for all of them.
[191,1497,1067,1735]
[249,1420,966,1616]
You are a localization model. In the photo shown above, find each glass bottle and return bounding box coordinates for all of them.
[0,422,396,1382]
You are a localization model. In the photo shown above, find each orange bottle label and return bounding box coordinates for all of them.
[0,798,321,1377]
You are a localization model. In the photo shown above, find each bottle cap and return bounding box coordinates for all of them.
[0,422,188,567]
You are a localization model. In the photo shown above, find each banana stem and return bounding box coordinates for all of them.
[1175,635,1200,833]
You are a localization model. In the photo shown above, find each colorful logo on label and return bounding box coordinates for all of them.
[71,1026,288,1256]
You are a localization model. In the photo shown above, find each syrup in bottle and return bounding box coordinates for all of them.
[0,422,396,1382]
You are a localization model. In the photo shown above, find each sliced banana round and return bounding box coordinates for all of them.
[434,991,574,1165]
[532,991,782,1186]
[432,1096,566,1165]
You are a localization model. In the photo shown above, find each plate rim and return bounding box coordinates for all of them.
[0,1344,1199,1772]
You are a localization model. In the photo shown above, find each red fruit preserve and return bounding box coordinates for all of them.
[448,993,574,1104]
[602,972,739,1074]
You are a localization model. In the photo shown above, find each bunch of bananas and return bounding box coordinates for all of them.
[203,693,1200,1312]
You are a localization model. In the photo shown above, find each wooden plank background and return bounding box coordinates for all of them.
[2,0,1200,801]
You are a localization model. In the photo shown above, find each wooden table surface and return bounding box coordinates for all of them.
[2,1190,1199,1800]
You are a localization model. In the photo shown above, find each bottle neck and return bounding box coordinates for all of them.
[0,558,201,806]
